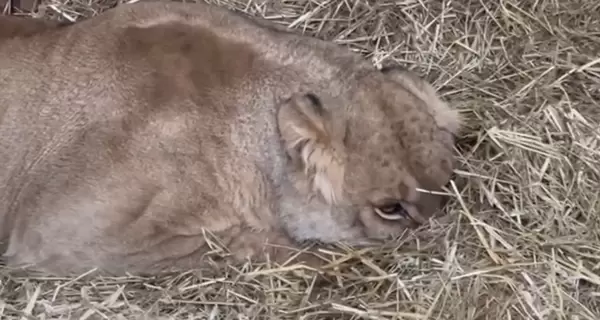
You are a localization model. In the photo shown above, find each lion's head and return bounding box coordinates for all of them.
[277,66,461,243]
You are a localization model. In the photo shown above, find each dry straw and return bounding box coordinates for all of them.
[1,0,600,319]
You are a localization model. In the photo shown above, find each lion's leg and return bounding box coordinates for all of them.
[3,226,318,276]
[2,185,319,276]
[114,226,323,274]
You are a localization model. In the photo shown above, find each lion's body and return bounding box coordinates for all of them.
[0,1,460,275]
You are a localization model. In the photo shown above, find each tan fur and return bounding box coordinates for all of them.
[0,1,461,276]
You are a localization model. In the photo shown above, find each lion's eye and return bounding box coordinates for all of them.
[374,202,408,220]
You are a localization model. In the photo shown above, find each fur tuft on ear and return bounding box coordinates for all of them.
[381,66,462,135]
[277,93,345,205]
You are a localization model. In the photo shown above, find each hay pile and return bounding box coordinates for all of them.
[1,0,600,318]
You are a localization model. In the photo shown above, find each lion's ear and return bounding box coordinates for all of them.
[276,93,345,204]
[380,66,462,135]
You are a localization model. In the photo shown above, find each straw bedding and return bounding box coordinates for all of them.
[1,0,599,319]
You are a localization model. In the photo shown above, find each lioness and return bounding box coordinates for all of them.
[0,1,460,276]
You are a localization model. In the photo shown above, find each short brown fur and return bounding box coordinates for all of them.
[0,1,461,276]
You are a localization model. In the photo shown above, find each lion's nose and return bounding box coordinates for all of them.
[415,191,448,221]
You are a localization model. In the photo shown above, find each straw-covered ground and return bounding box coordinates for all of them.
[1,0,599,319]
